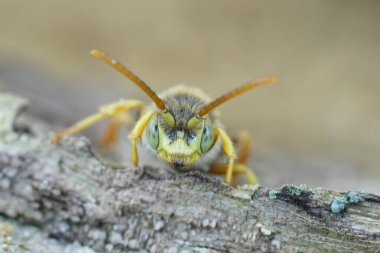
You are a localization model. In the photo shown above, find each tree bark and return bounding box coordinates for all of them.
[0,92,379,253]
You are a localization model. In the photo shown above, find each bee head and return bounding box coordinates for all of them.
[146,109,215,170]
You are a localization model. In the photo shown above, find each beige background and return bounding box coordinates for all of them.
[0,1,379,191]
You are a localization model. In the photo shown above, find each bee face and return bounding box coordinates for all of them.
[146,110,215,170]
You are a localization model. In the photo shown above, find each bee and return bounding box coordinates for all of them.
[52,50,277,185]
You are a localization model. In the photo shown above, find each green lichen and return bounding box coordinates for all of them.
[268,184,308,200]
[268,189,280,200]
[347,192,362,203]
[331,192,363,214]
[288,184,307,196]
[331,196,347,213]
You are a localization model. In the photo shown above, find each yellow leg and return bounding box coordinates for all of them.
[209,164,257,185]
[212,129,257,185]
[129,110,156,166]
[215,128,236,185]
[235,131,258,184]
[51,100,144,143]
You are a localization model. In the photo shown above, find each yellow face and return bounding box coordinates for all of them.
[145,111,215,170]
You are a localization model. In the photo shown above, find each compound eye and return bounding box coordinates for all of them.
[200,120,214,153]
[146,116,159,149]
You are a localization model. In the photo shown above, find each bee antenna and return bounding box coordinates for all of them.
[90,49,166,110]
[198,76,277,117]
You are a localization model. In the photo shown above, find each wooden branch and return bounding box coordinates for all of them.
[0,92,379,253]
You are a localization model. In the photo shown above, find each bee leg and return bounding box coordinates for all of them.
[235,131,258,184]
[214,128,236,185]
[236,164,258,185]
[210,129,257,185]
[129,110,156,166]
[209,164,238,186]
[51,100,144,143]
[209,164,257,185]
[99,113,131,148]
[99,118,119,147]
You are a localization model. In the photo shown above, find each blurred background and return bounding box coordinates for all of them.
[0,0,379,192]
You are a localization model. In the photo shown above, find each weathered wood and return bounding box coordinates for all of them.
[0,92,379,253]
